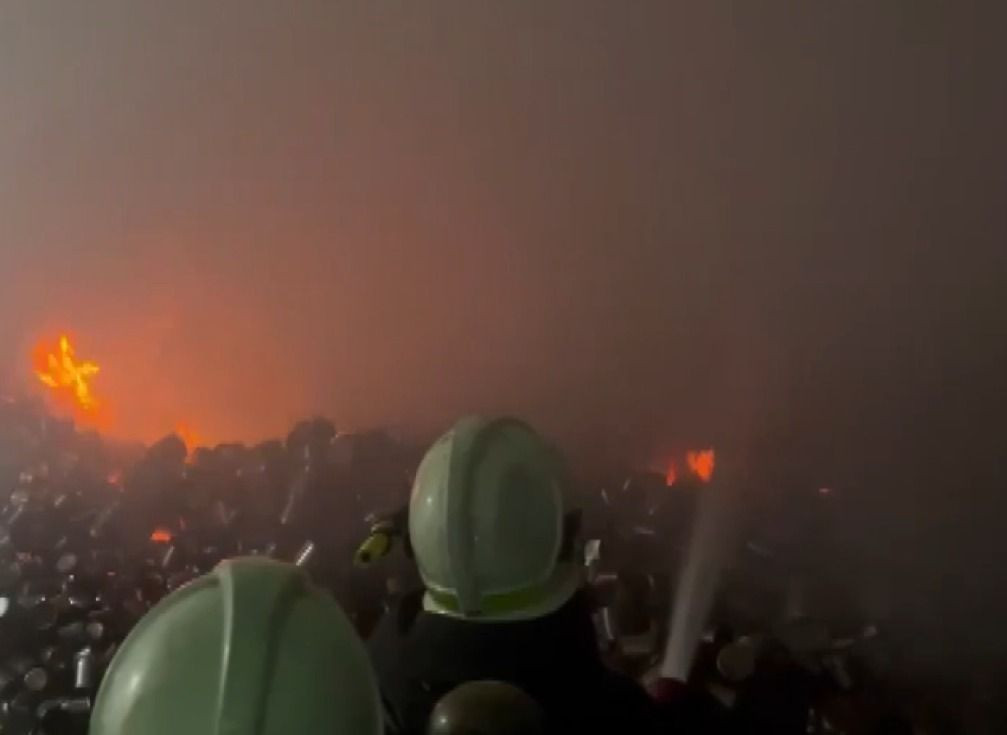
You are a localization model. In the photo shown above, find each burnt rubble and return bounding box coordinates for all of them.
[0,397,986,733]
[0,401,415,734]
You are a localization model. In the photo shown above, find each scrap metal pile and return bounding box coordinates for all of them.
[0,397,416,735]
[0,396,983,734]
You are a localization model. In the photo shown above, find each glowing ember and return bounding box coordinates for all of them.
[149,528,173,543]
[686,448,716,483]
[664,463,678,487]
[175,422,200,451]
[34,335,102,417]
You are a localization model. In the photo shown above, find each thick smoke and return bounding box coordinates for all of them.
[1,0,1005,677]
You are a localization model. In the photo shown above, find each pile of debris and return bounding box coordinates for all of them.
[0,397,415,734]
[0,397,970,733]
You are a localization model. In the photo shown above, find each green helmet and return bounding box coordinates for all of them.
[409,416,581,621]
[90,557,383,735]
[427,680,545,735]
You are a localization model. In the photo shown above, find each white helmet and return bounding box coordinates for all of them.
[409,417,581,621]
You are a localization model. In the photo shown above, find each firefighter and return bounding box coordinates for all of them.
[90,557,385,735]
[427,680,545,735]
[368,416,658,734]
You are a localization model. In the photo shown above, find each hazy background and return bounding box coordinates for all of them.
[1,0,1005,671]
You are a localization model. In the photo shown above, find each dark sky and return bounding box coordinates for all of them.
[1,2,1003,472]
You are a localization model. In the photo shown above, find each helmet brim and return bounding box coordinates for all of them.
[422,562,583,622]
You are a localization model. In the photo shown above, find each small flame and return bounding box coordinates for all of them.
[175,423,200,452]
[149,528,173,543]
[686,448,716,483]
[33,335,103,420]
[664,463,678,487]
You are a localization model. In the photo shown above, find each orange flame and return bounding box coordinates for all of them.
[686,448,716,483]
[149,528,173,543]
[34,335,103,420]
[175,422,200,452]
[664,463,678,487]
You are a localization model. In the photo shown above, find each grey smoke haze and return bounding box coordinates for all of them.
[1,1,1005,661]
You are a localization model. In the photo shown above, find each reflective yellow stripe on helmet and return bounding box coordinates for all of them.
[426,583,554,618]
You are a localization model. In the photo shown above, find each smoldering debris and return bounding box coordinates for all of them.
[0,398,414,734]
[0,396,998,733]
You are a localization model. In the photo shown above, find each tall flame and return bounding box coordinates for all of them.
[686,448,716,483]
[34,335,102,416]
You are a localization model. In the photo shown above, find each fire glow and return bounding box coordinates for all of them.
[33,335,104,424]
[664,463,678,487]
[149,528,173,544]
[686,449,715,483]
[31,333,204,446]
[662,448,716,487]
[175,422,200,452]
